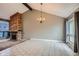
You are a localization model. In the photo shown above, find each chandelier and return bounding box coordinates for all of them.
[37,3,45,23]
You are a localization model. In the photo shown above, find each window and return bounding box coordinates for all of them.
[66,18,75,43]
[0,20,9,39]
[0,32,3,38]
[0,21,9,31]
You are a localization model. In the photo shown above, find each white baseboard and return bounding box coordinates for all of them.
[30,38,64,43]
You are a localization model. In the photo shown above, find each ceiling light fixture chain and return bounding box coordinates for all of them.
[40,3,42,23]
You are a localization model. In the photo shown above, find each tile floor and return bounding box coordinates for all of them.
[0,39,77,56]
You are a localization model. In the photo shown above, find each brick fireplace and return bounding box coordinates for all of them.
[9,12,23,41]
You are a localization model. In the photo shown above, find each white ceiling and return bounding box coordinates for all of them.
[0,3,28,19]
[0,3,79,19]
[29,3,79,18]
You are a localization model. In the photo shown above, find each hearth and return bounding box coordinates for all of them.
[10,31,23,41]
[10,32,17,40]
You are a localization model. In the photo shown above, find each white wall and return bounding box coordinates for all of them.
[22,10,65,41]
[0,3,28,19]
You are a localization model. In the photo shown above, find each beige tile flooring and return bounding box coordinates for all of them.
[0,39,77,56]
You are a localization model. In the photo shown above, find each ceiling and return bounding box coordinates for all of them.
[0,3,28,19]
[0,3,79,19]
[29,3,79,18]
